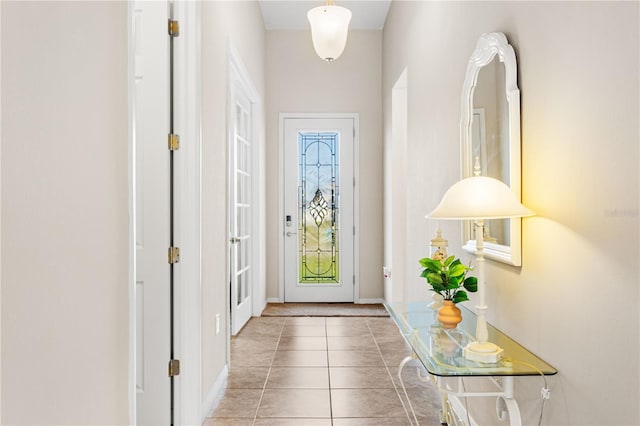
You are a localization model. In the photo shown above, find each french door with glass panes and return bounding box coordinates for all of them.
[283,117,355,302]
[229,82,253,335]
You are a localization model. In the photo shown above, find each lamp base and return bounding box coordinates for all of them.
[463,341,504,363]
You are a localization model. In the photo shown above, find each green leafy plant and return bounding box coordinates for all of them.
[419,255,478,304]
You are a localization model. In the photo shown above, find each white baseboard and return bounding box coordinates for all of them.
[201,364,228,422]
[356,298,385,304]
[254,298,268,317]
[267,297,383,304]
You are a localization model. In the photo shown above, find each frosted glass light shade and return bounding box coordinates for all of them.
[307,5,352,61]
[427,176,534,220]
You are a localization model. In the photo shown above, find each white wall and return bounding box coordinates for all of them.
[384,69,408,303]
[1,2,129,424]
[200,0,265,407]
[0,1,266,423]
[265,30,383,301]
[382,2,639,425]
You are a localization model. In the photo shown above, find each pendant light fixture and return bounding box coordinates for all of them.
[307,0,352,61]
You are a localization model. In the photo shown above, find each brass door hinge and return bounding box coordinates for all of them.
[168,359,180,377]
[168,133,180,151]
[168,20,180,37]
[168,246,180,264]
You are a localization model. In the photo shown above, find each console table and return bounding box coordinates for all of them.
[385,301,557,426]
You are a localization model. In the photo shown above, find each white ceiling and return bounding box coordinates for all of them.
[258,0,392,30]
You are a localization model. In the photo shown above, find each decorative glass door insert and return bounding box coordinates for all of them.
[283,116,355,303]
[299,132,340,284]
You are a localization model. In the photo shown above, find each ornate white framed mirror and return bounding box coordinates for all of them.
[460,32,523,266]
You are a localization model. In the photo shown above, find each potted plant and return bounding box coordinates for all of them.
[419,254,478,329]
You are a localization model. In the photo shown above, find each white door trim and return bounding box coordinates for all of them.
[278,113,360,303]
[0,4,4,421]
[174,1,202,424]
[126,2,135,423]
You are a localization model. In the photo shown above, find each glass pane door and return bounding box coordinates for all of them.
[283,117,355,302]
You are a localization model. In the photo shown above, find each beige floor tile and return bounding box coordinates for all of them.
[277,336,327,350]
[230,348,276,367]
[227,366,270,389]
[281,324,327,336]
[254,418,331,425]
[272,350,328,367]
[329,366,395,389]
[326,324,372,337]
[284,317,326,325]
[238,319,284,337]
[328,350,385,367]
[377,342,413,366]
[265,367,329,389]
[366,321,401,337]
[331,388,406,418]
[231,335,279,352]
[365,317,396,328]
[202,418,254,426]
[245,316,287,326]
[325,317,369,326]
[332,418,412,426]
[327,335,376,350]
[210,389,262,418]
[374,333,408,347]
[258,389,331,418]
[367,321,401,333]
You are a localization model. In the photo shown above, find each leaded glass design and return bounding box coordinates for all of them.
[299,132,339,284]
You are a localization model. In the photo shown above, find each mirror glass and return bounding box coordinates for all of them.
[460,32,523,266]
[472,56,509,246]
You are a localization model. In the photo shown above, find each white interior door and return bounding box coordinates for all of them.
[230,81,253,334]
[134,1,171,424]
[283,117,355,302]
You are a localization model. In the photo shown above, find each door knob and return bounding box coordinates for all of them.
[230,237,240,244]
[286,231,296,237]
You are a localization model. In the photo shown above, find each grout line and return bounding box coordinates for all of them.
[366,317,418,426]
[249,318,286,426]
[324,318,334,426]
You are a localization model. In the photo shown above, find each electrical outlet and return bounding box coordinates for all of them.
[215,313,220,335]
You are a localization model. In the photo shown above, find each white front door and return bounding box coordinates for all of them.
[283,117,356,302]
[133,1,170,424]
[229,81,253,334]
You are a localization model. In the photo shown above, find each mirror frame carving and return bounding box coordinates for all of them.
[460,32,523,266]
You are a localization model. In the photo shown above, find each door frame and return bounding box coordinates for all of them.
[278,113,360,303]
[173,1,202,424]
[227,41,266,335]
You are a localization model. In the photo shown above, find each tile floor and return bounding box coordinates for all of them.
[204,316,443,426]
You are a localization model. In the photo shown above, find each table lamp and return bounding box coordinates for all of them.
[426,173,534,363]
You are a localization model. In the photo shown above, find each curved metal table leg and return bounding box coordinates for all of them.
[397,355,420,426]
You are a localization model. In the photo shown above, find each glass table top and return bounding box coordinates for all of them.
[386,301,558,377]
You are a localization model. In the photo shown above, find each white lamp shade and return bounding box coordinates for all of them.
[307,5,352,61]
[427,176,534,220]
